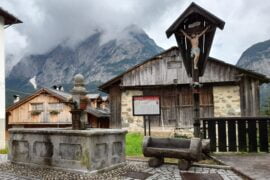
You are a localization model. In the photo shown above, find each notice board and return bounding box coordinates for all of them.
[133,96,160,116]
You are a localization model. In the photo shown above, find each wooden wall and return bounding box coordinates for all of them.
[109,84,122,128]
[122,48,239,87]
[8,93,71,124]
[143,85,214,128]
[240,76,260,116]
[88,114,109,128]
[106,48,264,128]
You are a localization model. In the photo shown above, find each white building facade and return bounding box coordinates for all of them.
[0,8,21,149]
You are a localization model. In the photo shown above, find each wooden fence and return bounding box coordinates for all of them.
[201,117,270,152]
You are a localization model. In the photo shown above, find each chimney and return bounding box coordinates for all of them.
[13,95,20,103]
[52,85,58,90]
[59,85,64,91]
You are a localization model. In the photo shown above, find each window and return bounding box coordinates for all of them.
[31,103,44,111]
[48,103,63,111]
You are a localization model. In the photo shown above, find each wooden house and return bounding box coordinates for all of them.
[86,94,110,128]
[6,88,73,129]
[6,88,110,138]
[87,107,110,128]
[86,93,102,108]
[100,96,109,109]
[99,47,270,131]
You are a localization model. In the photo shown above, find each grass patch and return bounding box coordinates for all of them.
[126,133,144,156]
[0,147,8,154]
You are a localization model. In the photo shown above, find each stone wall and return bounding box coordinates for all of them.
[8,128,127,173]
[121,90,143,131]
[213,86,241,117]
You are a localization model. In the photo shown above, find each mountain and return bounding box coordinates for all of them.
[237,39,270,106]
[6,25,163,105]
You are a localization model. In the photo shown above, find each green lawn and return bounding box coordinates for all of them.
[0,147,8,154]
[126,132,144,156]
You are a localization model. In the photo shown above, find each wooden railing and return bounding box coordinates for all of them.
[200,117,270,152]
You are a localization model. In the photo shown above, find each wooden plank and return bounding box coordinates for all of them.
[208,120,216,152]
[247,119,257,152]
[109,85,121,128]
[238,120,247,152]
[258,120,269,152]
[122,48,242,87]
[203,120,207,139]
[217,119,227,152]
[228,120,237,151]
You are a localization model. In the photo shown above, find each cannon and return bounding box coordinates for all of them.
[143,137,202,170]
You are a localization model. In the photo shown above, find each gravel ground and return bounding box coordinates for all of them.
[0,154,242,180]
[0,161,148,180]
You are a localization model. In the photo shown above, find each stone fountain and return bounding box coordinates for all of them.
[8,74,127,173]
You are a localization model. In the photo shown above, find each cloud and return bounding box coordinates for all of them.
[2,0,178,55]
[2,0,270,67]
[149,0,270,64]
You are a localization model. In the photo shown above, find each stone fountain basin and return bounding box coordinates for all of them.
[8,128,127,173]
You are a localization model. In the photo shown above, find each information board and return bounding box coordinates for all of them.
[133,96,160,116]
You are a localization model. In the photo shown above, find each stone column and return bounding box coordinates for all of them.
[70,74,88,130]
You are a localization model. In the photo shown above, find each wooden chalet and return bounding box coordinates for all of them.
[86,93,102,108]
[6,88,73,129]
[6,88,110,138]
[99,47,270,130]
[86,107,110,128]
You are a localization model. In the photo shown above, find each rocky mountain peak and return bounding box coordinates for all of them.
[6,25,163,105]
[237,40,270,77]
[237,39,270,106]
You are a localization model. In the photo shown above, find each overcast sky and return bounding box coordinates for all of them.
[2,0,270,66]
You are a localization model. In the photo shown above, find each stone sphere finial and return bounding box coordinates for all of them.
[74,74,85,85]
[71,73,87,95]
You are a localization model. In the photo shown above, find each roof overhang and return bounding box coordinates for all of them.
[0,7,22,25]
[166,2,224,38]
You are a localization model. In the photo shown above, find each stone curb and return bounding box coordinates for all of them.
[192,162,231,170]
[210,155,253,180]
[127,157,232,170]
[9,160,127,175]
[126,157,149,162]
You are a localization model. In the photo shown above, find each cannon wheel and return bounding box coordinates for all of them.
[178,159,191,170]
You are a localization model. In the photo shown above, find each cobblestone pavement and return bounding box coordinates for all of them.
[0,172,39,180]
[123,164,242,180]
[0,154,242,180]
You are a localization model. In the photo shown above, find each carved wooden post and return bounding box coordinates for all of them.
[70,74,88,130]
[166,2,225,137]
[192,69,200,137]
